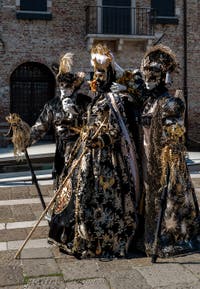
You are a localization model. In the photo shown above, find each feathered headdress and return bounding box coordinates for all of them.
[91,43,113,72]
[58,52,74,76]
[56,52,85,88]
[91,43,124,77]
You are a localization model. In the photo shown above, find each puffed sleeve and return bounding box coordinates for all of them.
[29,102,53,145]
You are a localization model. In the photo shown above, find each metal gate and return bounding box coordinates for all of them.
[10,62,55,127]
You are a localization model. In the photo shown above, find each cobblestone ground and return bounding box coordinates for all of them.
[0,173,200,289]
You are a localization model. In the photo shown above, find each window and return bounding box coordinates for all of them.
[102,0,132,34]
[10,62,55,128]
[151,0,178,24]
[20,0,47,12]
[16,0,52,20]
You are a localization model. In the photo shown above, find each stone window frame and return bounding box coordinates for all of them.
[16,0,52,20]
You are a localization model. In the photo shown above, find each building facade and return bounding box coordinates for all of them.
[0,0,199,149]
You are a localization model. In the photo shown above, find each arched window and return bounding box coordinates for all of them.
[10,62,55,127]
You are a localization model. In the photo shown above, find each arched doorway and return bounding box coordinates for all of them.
[10,62,55,128]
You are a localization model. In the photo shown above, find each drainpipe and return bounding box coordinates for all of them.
[183,0,188,145]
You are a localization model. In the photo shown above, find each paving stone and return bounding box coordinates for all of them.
[0,198,51,206]
[0,206,14,223]
[154,282,200,289]
[0,264,24,287]
[9,191,31,200]
[23,276,65,289]
[0,285,24,289]
[183,262,200,280]
[6,220,48,229]
[21,247,53,259]
[26,225,49,240]
[0,223,5,230]
[57,259,100,281]
[97,258,134,272]
[7,238,50,250]
[0,250,21,265]
[0,242,7,251]
[0,228,27,242]
[0,227,48,246]
[192,179,200,187]
[172,253,200,263]
[97,257,150,273]
[65,278,110,289]
[136,263,199,287]
[32,185,53,197]
[106,269,151,289]
[129,256,153,267]
[22,258,60,277]
[10,204,37,222]
[30,203,48,219]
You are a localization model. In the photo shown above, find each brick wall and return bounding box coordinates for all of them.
[0,0,199,148]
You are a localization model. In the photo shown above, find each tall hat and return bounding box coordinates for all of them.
[90,43,124,77]
[141,44,179,85]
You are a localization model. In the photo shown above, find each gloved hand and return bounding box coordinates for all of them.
[110,82,127,93]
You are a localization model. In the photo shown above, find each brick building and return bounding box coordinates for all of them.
[0,0,199,149]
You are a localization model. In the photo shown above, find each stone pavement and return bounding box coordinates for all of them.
[0,144,200,289]
[0,178,199,289]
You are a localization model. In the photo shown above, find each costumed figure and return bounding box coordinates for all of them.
[140,44,200,257]
[48,43,141,259]
[29,53,91,189]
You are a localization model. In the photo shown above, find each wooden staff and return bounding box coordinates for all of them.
[14,148,87,259]
[14,117,107,259]
[24,149,46,211]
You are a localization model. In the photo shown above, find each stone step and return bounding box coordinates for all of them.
[0,184,52,250]
[191,174,200,188]
[0,220,49,243]
[0,238,51,252]
[0,197,52,223]
[0,175,199,252]
[0,196,50,251]
[0,184,53,200]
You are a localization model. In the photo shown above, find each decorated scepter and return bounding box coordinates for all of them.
[5,113,47,211]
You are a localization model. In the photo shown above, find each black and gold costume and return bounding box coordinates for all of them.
[140,45,200,257]
[48,44,141,259]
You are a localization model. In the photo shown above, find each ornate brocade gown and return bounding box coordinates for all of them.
[141,86,200,257]
[49,92,140,258]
